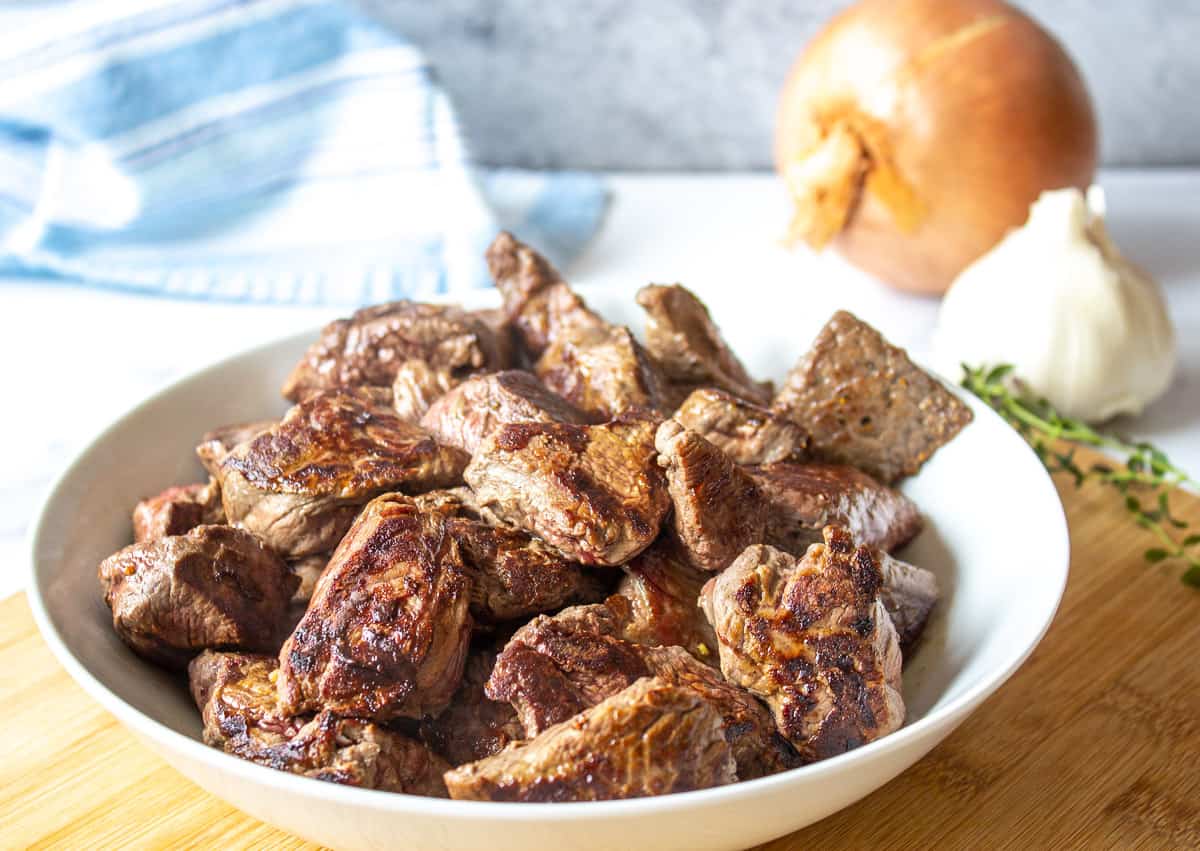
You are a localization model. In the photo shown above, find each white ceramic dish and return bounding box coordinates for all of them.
[27,285,1069,851]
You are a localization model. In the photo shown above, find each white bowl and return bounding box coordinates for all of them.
[27,286,1069,851]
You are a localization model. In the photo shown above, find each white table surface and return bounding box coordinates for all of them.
[3,169,1198,600]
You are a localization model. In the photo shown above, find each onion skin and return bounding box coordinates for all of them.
[776,0,1098,295]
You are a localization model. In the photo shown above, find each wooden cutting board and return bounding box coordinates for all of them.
[3,453,1199,850]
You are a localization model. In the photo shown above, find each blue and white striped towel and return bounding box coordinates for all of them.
[0,0,607,305]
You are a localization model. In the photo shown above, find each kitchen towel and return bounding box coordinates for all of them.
[0,0,607,305]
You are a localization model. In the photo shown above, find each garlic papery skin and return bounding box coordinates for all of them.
[932,187,1176,423]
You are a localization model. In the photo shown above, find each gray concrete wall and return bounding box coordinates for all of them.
[360,0,1200,170]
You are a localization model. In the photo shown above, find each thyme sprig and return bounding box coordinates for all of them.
[961,364,1200,587]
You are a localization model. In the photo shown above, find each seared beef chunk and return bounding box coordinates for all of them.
[465,417,669,566]
[219,390,467,559]
[487,231,607,360]
[278,494,472,721]
[419,647,524,766]
[747,461,923,554]
[655,419,770,572]
[445,677,736,801]
[99,525,298,668]
[420,370,590,455]
[674,388,807,466]
[281,300,510,402]
[412,489,608,624]
[391,359,459,422]
[196,420,277,477]
[189,651,449,795]
[616,541,717,664]
[487,597,796,779]
[537,324,671,420]
[132,480,224,543]
[879,552,939,653]
[189,650,304,748]
[773,311,972,482]
[701,528,905,762]
[637,284,772,406]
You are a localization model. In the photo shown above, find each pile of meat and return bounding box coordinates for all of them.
[98,233,971,802]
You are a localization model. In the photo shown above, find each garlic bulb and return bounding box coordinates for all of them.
[933,187,1175,423]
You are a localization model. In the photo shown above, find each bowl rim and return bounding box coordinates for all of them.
[25,321,1071,820]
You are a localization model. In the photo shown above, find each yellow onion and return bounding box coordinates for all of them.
[776,0,1098,295]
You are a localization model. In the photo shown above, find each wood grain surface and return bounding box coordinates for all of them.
[3,457,1198,850]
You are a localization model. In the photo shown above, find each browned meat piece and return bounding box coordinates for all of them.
[748,461,923,554]
[879,552,939,654]
[189,650,306,748]
[281,300,510,402]
[287,553,328,604]
[411,488,608,624]
[420,370,590,455]
[486,598,650,735]
[655,419,770,572]
[196,420,278,477]
[773,311,973,483]
[464,417,669,566]
[700,528,905,762]
[132,480,224,543]
[419,647,525,766]
[219,390,468,558]
[98,525,298,669]
[486,231,607,360]
[637,284,772,406]
[189,651,449,795]
[536,324,671,419]
[445,677,735,802]
[277,493,472,721]
[390,359,459,422]
[486,597,796,779]
[674,388,808,465]
[616,541,717,664]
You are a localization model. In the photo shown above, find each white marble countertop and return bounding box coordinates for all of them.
[4,169,1198,600]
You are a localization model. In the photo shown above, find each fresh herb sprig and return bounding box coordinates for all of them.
[962,364,1200,587]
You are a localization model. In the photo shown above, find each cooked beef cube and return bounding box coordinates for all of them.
[486,231,607,360]
[536,324,671,419]
[287,553,328,604]
[98,525,298,669]
[747,461,923,554]
[655,419,770,572]
[486,598,650,735]
[189,651,449,795]
[700,528,905,762]
[420,370,590,455]
[465,417,669,566]
[281,300,510,402]
[132,480,224,543]
[487,597,795,779]
[879,552,939,654]
[445,677,736,802]
[674,388,808,465]
[642,645,799,779]
[391,359,459,422]
[636,284,772,406]
[219,390,468,559]
[615,541,718,664]
[196,420,278,477]
[189,650,305,748]
[455,520,608,623]
[419,647,524,766]
[411,488,608,624]
[772,310,973,482]
[277,493,472,721]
